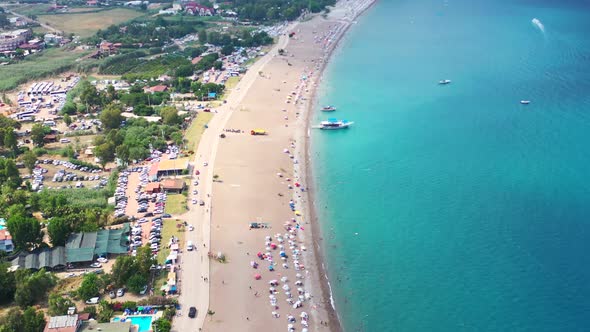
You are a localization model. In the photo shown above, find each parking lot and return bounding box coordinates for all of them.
[25,158,107,191]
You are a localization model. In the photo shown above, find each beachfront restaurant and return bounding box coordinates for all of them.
[156,158,190,177]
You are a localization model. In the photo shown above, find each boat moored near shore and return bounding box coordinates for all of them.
[321,105,337,111]
[438,79,452,85]
[520,100,531,104]
[318,118,354,130]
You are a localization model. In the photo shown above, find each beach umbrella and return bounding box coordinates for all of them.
[300,312,308,318]
[281,276,288,282]
[295,280,303,286]
[272,311,278,318]
[254,274,262,280]
[296,273,302,279]
[282,263,289,269]
[288,324,294,329]
[282,284,290,291]
[285,291,292,298]
[270,243,277,249]
[297,287,304,293]
[299,295,305,301]
[302,329,308,332]
[305,292,311,300]
[269,295,276,299]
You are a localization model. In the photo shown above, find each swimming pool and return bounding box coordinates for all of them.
[113,316,153,332]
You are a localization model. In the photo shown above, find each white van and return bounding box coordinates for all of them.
[187,241,194,251]
[60,138,71,143]
[43,120,56,127]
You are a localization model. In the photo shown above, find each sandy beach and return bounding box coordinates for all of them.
[172,1,376,331]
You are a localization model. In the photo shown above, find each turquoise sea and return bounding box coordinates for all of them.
[311,0,590,331]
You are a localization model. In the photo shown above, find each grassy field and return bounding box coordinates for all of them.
[185,112,214,152]
[8,3,53,16]
[40,8,144,37]
[164,194,187,215]
[156,218,186,265]
[0,47,90,92]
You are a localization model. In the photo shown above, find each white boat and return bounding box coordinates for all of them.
[319,119,353,130]
[520,100,531,104]
[321,105,336,112]
[439,79,452,85]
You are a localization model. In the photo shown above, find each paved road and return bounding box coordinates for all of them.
[5,9,61,34]
[171,30,294,332]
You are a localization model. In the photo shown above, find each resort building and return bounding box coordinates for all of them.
[11,224,130,270]
[184,2,214,16]
[0,229,14,253]
[65,224,130,264]
[0,29,32,52]
[161,179,186,194]
[155,158,190,177]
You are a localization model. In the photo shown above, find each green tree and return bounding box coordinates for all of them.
[0,263,16,304]
[6,215,43,250]
[0,14,9,29]
[63,114,72,126]
[198,29,207,43]
[14,269,56,308]
[78,273,100,300]
[48,294,75,316]
[160,106,182,125]
[100,104,123,131]
[115,145,130,166]
[175,64,194,77]
[22,150,38,175]
[22,307,46,332]
[97,300,113,323]
[126,274,147,294]
[47,217,71,247]
[135,245,155,277]
[30,124,50,147]
[3,129,18,155]
[61,101,77,115]
[152,318,171,332]
[0,158,22,189]
[111,255,136,287]
[79,81,103,110]
[220,44,235,56]
[0,308,23,332]
[93,142,115,169]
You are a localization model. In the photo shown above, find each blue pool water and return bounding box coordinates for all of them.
[113,316,153,331]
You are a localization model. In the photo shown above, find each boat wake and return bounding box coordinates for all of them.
[532,18,545,33]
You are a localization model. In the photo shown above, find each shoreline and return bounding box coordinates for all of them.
[297,0,377,331]
[197,1,378,331]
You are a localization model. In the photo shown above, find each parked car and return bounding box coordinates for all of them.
[116,288,125,297]
[163,213,172,218]
[188,307,197,318]
[85,297,99,304]
[187,241,194,251]
[188,224,194,231]
[109,291,116,299]
[90,262,102,268]
[97,257,108,263]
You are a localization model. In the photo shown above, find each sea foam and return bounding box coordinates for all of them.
[532,18,545,33]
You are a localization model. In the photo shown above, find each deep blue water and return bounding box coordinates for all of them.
[311,0,590,331]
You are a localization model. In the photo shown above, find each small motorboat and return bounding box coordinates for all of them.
[439,79,452,85]
[321,105,336,112]
[520,100,531,104]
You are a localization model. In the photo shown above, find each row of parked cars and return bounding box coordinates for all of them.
[130,217,164,254]
[114,170,131,218]
[37,159,102,173]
